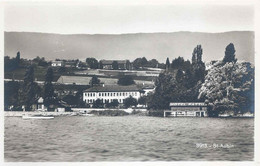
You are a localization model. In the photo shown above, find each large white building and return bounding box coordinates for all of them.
[83,85,142,106]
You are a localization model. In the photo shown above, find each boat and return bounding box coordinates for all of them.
[81,113,94,116]
[22,114,54,120]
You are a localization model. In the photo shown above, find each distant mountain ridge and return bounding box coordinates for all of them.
[4,31,254,63]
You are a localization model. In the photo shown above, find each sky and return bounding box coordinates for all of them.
[4,1,254,34]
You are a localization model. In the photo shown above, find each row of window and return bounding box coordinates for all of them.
[85,99,124,104]
[85,92,138,97]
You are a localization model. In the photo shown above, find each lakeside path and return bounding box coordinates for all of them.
[4,108,148,117]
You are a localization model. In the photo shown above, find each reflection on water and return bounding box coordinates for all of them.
[4,116,254,161]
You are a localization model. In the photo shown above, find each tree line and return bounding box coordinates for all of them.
[86,57,165,70]
[147,43,254,116]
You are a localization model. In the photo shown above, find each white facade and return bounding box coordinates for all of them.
[83,91,141,104]
[56,107,65,112]
[51,61,64,67]
[164,102,208,117]
[142,88,155,96]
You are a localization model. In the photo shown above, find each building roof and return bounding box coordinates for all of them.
[52,61,63,63]
[170,102,207,107]
[84,85,140,92]
[138,84,155,89]
[100,60,129,65]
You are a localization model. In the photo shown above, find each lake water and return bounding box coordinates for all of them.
[4,116,254,161]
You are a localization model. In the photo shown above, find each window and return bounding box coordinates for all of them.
[117,92,119,96]
[114,93,116,96]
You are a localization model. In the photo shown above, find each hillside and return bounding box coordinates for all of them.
[5,31,254,63]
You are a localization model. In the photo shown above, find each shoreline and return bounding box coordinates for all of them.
[4,111,254,118]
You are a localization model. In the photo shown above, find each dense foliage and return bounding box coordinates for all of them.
[4,81,20,110]
[86,58,99,69]
[89,76,101,87]
[33,56,48,67]
[148,45,206,110]
[198,61,254,116]
[19,66,40,110]
[117,75,135,86]
[124,96,138,108]
[4,52,20,71]
[132,57,164,69]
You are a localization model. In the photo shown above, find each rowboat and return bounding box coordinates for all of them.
[81,113,94,116]
[22,114,54,120]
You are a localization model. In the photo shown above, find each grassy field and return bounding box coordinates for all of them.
[5,66,63,82]
[5,66,157,83]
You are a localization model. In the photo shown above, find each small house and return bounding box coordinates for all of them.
[51,61,65,67]
[32,97,47,112]
[100,60,132,70]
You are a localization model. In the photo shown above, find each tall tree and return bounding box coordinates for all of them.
[86,58,99,69]
[22,66,37,110]
[45,67,53,83]
[192,45,203,64]
[166,57,170,71]
[223,43,237,63]
[99,61,103,69]
[192,45,206,82]
[89,75,101,87]
[16,51,20,66]
[43,67,55,109]
[112,61,119,70]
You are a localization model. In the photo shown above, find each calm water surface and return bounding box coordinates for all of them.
[5,116,254,161]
